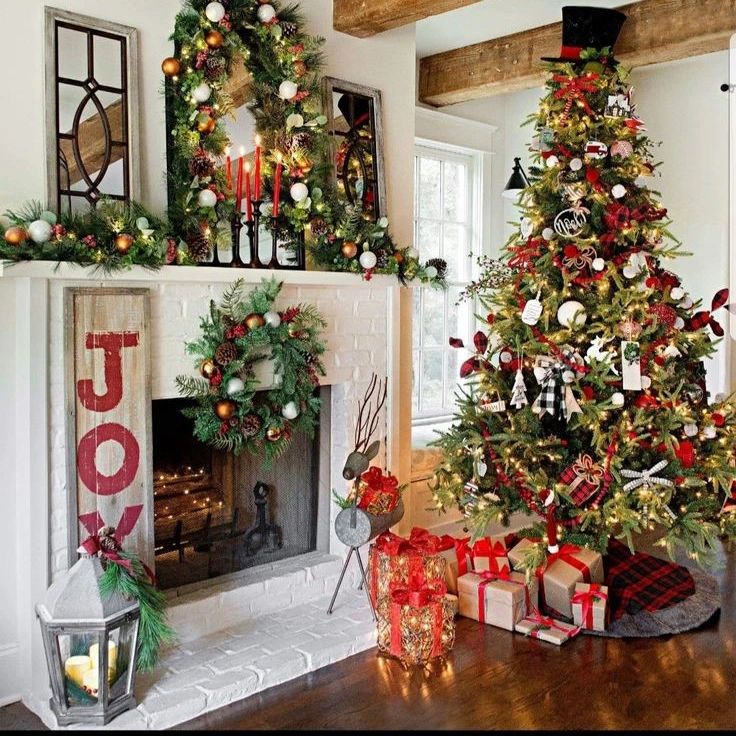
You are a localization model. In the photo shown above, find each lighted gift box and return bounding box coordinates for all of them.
[515,613,580,645]
[571,582,609,631]
[508,539,604,619]
[376,585,455,667]
[457,570,538,631]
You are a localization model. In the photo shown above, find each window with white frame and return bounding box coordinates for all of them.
[413,142,480,424]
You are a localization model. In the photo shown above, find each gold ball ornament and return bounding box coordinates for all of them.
[161,57,182,77]
[583,61,605,74]
[205,30,224,49]
[4,226,28,245]
[293,60,307,78]
[244,313,266,330]
[200,358,217,378]
[197,115,217,135]
[340,241,358,259]
[214,399,237,421]
[393,251,404,264]
[266,426,283,442]
[114,233,134,254]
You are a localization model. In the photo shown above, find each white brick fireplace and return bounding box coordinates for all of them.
[0,262,404,728]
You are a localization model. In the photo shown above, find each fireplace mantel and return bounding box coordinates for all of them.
[0,261,402,288]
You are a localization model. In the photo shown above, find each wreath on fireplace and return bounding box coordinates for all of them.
[175,276,326,465]
[165,0,446,285]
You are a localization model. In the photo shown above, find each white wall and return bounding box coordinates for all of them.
[440,51,733,395]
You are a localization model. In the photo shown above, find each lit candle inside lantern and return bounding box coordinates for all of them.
[244,162,253,220]
[64,655,92,688]
[89,640,118,675]
[272,152,283,217]
[225,147,232,191]
[254,134,262,200]
[235,146,245,210]
[82,668,100,697]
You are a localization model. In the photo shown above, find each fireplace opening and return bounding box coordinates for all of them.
[152,395,324,591]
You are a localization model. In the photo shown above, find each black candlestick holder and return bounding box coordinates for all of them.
[230,214,245,268]
[267,216,280,269]
[251,199,264,268]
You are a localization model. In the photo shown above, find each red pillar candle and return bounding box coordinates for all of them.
[235,146,244,209]
[272,152,283,217]
[225,147,232,191]
[244,161,253,220]
[253,135,262,200]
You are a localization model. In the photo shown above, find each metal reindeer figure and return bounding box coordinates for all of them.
[329,374,398,620]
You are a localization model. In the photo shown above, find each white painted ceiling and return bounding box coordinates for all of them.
[416,0,637,58]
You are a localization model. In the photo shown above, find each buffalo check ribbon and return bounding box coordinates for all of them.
[688,288,735,337]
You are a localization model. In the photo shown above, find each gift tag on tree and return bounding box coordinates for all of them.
[522,290,543,326]
[510,368,528,409]
[621,341,642,391]
[605,91,631,118]
[554,208,587,237]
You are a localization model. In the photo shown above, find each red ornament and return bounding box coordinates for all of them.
[563,244,580,259]
[648,303,678,329]
[582,385,596,400]
[634,394,658,409]
[675,439,696,469]
[486,313,495,325]
[645,276,661,289]
[712,413,726,428]
[585,167,600,183]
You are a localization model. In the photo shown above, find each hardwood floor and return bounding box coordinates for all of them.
[2,541,734,731]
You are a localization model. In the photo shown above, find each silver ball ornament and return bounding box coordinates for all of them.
[226,377,246,395]
[281,401,299,420]
[359,250,377,270]
[205,1,226,22]
[264,310,281,328]
[197,188,218,208]
[290,182,309,202]
[28,219,53,244]
[256,3,276,23]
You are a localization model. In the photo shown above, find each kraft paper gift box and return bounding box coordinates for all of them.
[571,582,608,631]
[515,614,580,646]
[436,537,472,595]
[470,536,510,574]
[457,571,538,631]
[508,540,604,619]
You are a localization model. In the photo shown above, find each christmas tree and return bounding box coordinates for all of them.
[431,12,736,570]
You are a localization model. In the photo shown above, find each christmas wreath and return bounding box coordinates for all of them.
[165,0,445,285]
[176,276,326,464]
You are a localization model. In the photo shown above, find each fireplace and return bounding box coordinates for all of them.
[151,392,327,591]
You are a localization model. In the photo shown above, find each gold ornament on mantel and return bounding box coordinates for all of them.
[293,60,307,78]
[340,241,358,259]
[200,358,217,378]
[161,57,182,77]
[205,29,224,49]
[3,226,28,245]
[244,313,266,330]
[114,233,134,254]
[214,399,237,420]
[197,115,217,135]
[266,426,283,442]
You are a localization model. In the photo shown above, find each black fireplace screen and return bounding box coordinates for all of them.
[152,397,320,590]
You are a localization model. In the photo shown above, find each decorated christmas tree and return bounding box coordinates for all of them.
[431,7,736,569]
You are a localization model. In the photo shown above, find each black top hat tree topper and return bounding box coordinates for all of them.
[542,6,627,62]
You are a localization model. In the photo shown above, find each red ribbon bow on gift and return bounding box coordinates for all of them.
[688,289,735,337]
[476,569,531,624]
[552,72,599,120]
[471,538,510,574]
[454,537,472,576]
[571,583,608,630]
[390,584,445,659]
[374,530,415,555]
[524,609,581,638]
[409,527,454,555]
[358,467,400,514]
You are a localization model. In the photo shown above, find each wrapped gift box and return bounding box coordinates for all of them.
[571,582,608,631]
[377,584,455,666]
[457,570,538,631]
[357,467,401,515]
[470,536,510,574]
[507,537,540,571]
[515,614,580,646]
[508,540,603,619]
[368,530,447,615]
[436,537,472,595]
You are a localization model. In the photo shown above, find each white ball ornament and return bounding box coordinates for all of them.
[406,246,419,260]
[546,155,560,168]
[500,350,513,365]
[670,287,685,300]
[192,82,212,103]
[359,250,377,270]
[278,80,298,100]
[703,425,717,439]
[226,377,245,395]
[197,188,218,208]
[683,423,699,437]
[424,265,438,279]
[640,375,652,389]
[557,300,587,329]
[205,1,226,22]
[611,392,625,407]
[592,257,606,272]
[622,265,639,279]
[28,219,53,244]
[290,182,309,202]
[264,310,281,328]
[611,184,627,199]
[281,401,299,420]
[562,370,576,384]
[680,296,694,309]
[256,3,276,23]
[674,317,685,330]
[542,227,555,241]
[569,157,583,172]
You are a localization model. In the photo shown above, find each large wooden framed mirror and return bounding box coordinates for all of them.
[44,7,141,215]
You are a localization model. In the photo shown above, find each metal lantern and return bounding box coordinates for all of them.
[36,555,140,726]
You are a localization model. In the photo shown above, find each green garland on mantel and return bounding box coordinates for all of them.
[0,0,446,287]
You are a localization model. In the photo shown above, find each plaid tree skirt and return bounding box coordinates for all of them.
[604,538,696,620]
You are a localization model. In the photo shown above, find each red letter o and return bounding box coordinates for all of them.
[77,423,140,496]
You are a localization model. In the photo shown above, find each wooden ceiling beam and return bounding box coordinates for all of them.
[333,0,483,38]
[419,0,736,106]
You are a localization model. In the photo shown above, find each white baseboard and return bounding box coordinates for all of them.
[0,643,21,708]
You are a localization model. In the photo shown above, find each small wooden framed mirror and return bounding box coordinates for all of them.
[44,7,141,214]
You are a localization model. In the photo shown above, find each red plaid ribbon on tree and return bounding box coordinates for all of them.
[559,454,604,506]
[688,288,734,337]
[604,539,695,620]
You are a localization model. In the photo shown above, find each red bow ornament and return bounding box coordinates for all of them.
[552,73,599,121]
[688,289,735,337]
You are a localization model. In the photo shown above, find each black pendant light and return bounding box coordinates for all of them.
[502,157,530,200]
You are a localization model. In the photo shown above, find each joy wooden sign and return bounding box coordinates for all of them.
[65,288,154,568]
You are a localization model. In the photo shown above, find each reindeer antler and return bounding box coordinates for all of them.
[354,373,388,453]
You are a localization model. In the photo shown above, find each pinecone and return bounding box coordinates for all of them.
[240,414,262,439]
[310,217,327,237]
[281,21,298,37]
[214,341,238,366]
[425,257,448,279]
[185,230,211,261]
[375,249,389,269]
[204,55,226,81]
[290,132,312,152]
[189,148,215,178]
